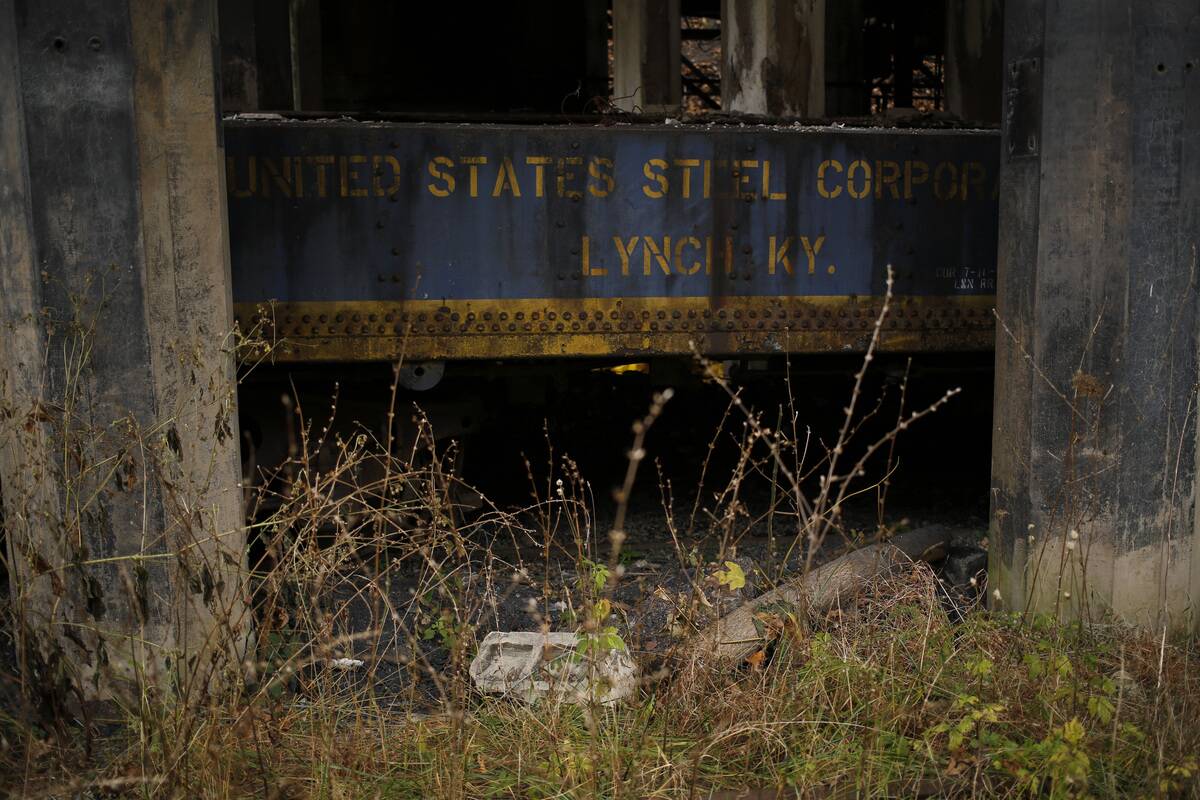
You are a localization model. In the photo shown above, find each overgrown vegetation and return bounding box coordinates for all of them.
[1,276,1197,798]
[228,583,1196,799]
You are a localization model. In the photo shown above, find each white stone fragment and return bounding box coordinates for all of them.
[469,631,637,705]
[329,658,365,670]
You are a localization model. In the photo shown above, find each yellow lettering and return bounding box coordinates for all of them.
[734,160,758,198]
[642,158,668,198]
[340,155,368,198]
[227,156,256,198]
[674,159,700,198]
[426,156,455,197]
[492,157,522,197]
[934,162,959,200]
[674,236,702,274]
[587,157,615,197]
[800,235,825,274]
[642,236,672,275]
[961,161,986,200]
[762,160,786,200]
[260,157,292,198]
[462,156,488,197]
[769,236,793,275]
[582,235,605,276]
[710,237,729,275]
[817,159,843,199]
[847,160,872,199]
[372,154,401,197]
[557,157,583,199]
[306,155,334,197]
[525,156,552,197]
[874,160,900,199]
[613,236,640,276]
[904,160,929,199]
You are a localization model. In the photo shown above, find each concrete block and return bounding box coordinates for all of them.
[469,631,637,705]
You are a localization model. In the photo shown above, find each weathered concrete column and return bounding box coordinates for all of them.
[612,0,681,113]
[990,1,1200,633]
[945,0,1003,123]
[0,0,245,701]
[722,0,824,117]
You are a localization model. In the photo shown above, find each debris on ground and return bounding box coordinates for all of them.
[680,526,952,665]
[469,630,638,705]
[328,657,365,670]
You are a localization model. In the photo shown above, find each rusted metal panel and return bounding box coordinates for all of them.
[225,120,999,360]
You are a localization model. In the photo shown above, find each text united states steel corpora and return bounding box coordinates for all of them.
[225,120,1000,362]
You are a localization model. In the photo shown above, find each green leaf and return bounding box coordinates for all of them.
[1088,695,1115,725]
[578,559,610,594]
[714,560,746,591]
[1023,653,1044,678]
[591,598,611,622]
[967,657,994,677]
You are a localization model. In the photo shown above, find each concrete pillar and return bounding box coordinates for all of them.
[990,0,1200,633]
[824,0,867,116]
[945,0,1003,123]
[612,0,681,114]
[722,0,824,117]
[0,0,245,700]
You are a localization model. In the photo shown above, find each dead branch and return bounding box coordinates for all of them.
[678,525,952,665]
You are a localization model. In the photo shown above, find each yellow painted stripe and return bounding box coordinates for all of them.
[234,295,996,362]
